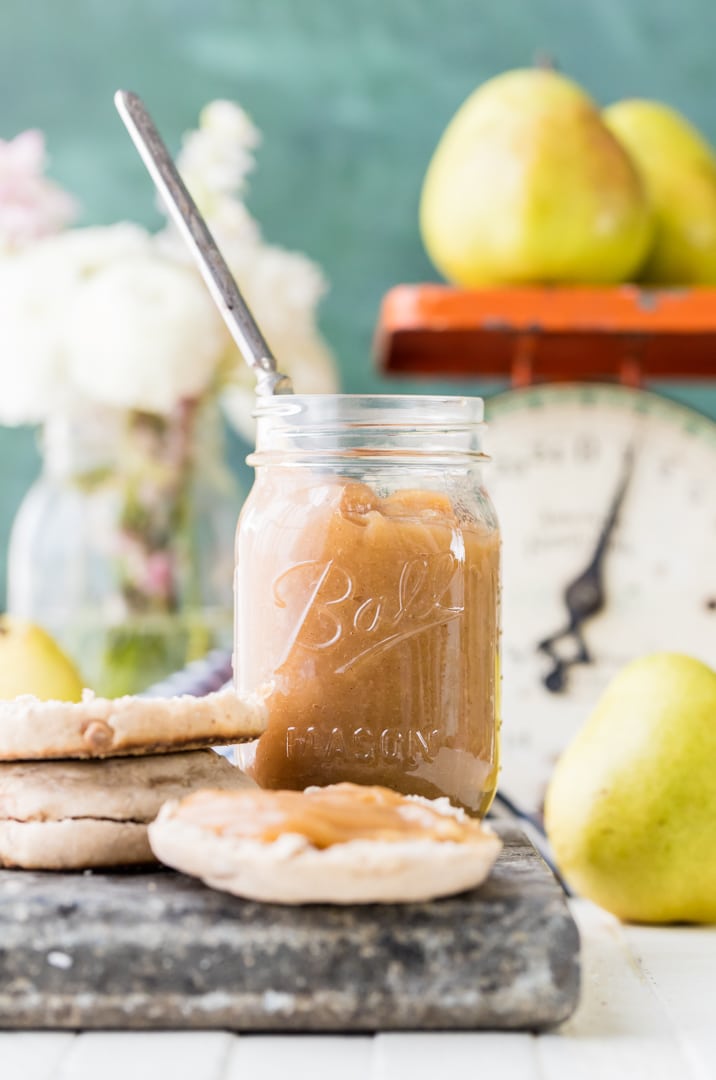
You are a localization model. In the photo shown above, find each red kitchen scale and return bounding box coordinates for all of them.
[376,285,716,813]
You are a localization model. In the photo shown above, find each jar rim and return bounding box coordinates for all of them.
[250,394,489,464]
[253,393,486,428]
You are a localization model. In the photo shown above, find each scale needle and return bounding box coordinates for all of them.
[538,444,635,693]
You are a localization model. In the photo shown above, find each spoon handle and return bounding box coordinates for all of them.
[114,89,292,396]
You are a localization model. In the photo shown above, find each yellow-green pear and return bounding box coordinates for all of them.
[604,99,716,284]
[0,615,83,701]
[420,68,652,286]
[545,653,716,924]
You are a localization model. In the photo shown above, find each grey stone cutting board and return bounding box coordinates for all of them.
[0,823,579,1031]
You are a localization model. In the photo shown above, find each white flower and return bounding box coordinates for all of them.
[170,99,339,439]
[219,244,339,441]
[178,100,261,211]
[0,225,156,424]
[0,223,228,422]
[0,101,338,429]
[65,250,229,414]
[157,227,338,440]
[0,131,76,252]
[231,244,328,332]
[28,221,153,274]
[0,258,69,423]
[156,196,260,264]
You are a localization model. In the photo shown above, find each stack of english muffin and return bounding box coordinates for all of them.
[0,687,266,870]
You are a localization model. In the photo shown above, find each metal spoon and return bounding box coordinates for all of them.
[114,89,293,397]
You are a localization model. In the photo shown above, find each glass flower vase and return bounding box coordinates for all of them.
[7,401,239,697]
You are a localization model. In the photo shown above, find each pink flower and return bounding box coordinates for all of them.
[143,552,176,598]
[0,130,76,251]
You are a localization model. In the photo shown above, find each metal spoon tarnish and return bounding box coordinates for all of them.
[114,89,293,397]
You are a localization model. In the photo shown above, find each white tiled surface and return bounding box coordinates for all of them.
[2,900,714,1080]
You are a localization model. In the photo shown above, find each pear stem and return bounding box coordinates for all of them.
[533,51,558,71]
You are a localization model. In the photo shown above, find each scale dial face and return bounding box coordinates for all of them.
[485,383,716,812]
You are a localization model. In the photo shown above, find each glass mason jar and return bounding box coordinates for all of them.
[235,395,501,817]
[8,401,239,697]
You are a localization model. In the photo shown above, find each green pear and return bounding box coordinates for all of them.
[604,99,716,284]
[0,615,83,701]
[419,68,652,286]
[545,653,716,924]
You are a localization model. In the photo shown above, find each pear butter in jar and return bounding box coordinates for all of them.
[235,396,500,817]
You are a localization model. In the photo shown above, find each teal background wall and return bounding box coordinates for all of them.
[1,0,715,608]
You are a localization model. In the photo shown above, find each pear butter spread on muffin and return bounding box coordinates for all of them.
[149,781,502,904]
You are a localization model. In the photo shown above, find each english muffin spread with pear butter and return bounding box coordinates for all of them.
[149,782,502,904]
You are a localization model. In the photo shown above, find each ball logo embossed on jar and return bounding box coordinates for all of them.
[273,552,462,675]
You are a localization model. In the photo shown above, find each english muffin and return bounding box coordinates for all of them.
[0,749,255,869]
[149,782,502,904]
[0,687,266,761]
